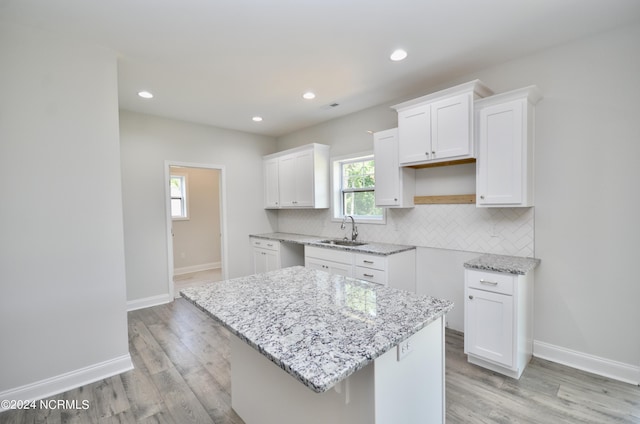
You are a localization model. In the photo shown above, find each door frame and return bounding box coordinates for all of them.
[164,160,229,298]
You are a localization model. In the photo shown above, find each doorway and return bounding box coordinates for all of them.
[164,161,228,298]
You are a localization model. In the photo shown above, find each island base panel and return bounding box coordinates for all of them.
[230,317,445,424]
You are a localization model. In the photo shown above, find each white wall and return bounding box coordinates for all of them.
[171,167,221,272]
[475,23,640,373]
[120,110,277,304]
[276,23,640,379]
[0,23,131,398]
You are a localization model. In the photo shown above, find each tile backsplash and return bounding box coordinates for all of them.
[277,205,535,257]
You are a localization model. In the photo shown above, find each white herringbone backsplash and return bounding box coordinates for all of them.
[277,205,534,257]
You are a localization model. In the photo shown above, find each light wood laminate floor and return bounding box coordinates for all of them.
[173,268,223,298]
[2,298,638,423]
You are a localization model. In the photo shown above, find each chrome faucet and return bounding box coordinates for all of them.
[341,215,358,241]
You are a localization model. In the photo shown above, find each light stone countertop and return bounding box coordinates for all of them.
[180,266,453,393]
[464,253,541,275]
[250,232,416,256]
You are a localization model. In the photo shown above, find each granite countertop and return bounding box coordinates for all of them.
[464,253,541,275]
[180,266,453,393]
[251,232,416,256]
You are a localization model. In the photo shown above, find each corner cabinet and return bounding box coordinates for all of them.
[373,128,415,208]
[464,268,534,379]
[475,86,542,207]
[392,80,493,167]
[263,144,330,209]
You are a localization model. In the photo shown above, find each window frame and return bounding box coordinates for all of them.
[170,173,189,220]
[331,152,385,225]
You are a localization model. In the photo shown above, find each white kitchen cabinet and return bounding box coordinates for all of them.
[354,251,416,292]
[263,157,280,208]
[373,128,415,208]
[279,149,314,207]
[251,237,304,274]
[305,246,416,291]
[464,268,533,379]
[475,86,542,207]
[263,143,330,209]
[252,238,280,274]
[305,257,354,277]
[304,246,354,277]
[392,80,492,167]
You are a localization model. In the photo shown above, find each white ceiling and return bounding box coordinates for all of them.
[2,0,640,137]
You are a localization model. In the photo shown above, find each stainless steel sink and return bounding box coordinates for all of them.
[317,239,367,247]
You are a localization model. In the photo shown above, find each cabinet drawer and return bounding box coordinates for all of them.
[465,269,514,295]
[354,266,385,285]
[251,238,280,251]
[354,253,386,271]
[305,246,353,265]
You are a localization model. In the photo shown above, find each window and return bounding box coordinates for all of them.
[170,174,189,219]
[332,154,384,222]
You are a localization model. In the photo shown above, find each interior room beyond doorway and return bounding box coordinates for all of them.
[170,165,224,296]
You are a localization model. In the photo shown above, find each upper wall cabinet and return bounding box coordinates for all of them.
[263,143,330,209]
[373,128,415,208]
[475,86,542,208]
[263,157,280,208]
[392,80,493,167]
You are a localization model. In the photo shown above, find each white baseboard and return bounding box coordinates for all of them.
[126,293,173,312]
[173,262,220,276]
[534,340,639,385]
[0,354,133,410]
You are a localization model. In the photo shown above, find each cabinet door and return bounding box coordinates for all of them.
[327,261,353,277]
[398,104,431,165]
[305,257,326,272]
[253,248,280,273]
[263,158,280,208]
[374,128,400,206]
[431,94,472,160]
[305,257,353,277]
[476,100,524,206]
[264,249,280,272]
[253,248,267,274]
[278,154,296,207]
[278,150,314,207]
[293,150,314,207]
[465,288,514,368]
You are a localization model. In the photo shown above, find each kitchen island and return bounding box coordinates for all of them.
[181,266,453,424]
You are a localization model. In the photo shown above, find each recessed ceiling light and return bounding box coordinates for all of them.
[137,90,154,99]
[390,49,408,61]
[303,92,316,100]
[252,116,263,122]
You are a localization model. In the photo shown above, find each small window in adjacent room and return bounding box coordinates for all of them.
[332,154,384,223]
[170,174,189,220]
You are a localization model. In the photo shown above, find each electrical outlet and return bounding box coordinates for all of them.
[397,339,412,361]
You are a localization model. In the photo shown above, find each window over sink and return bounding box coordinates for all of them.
[332,153,384,223]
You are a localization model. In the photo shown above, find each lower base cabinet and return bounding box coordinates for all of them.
[304,246,354,277]
[305,246,416,291]
[251,238,304,274]
[464,268,533,379]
